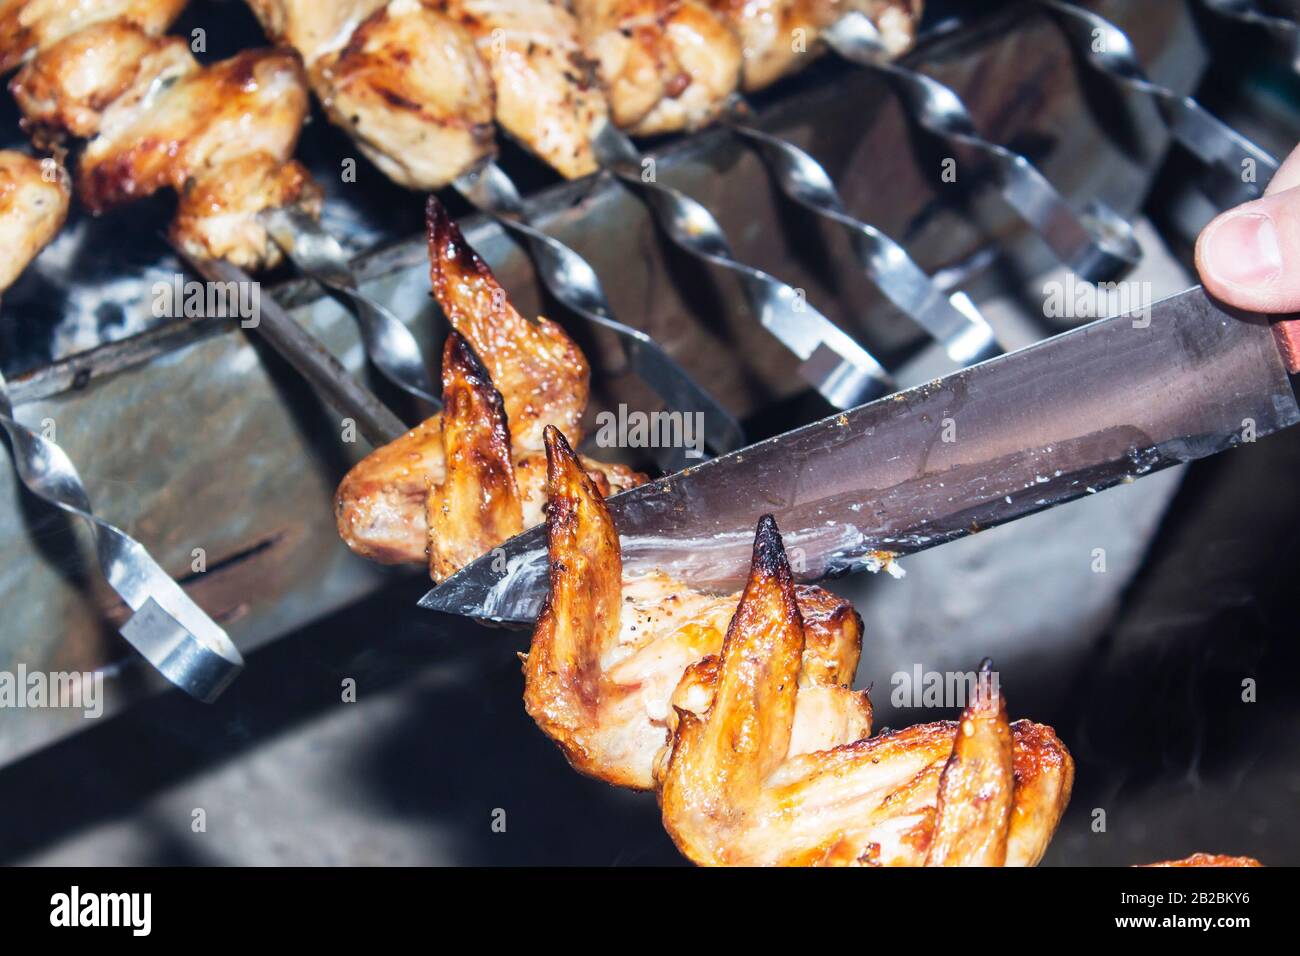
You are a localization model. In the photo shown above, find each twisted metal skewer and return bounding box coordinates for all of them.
[261,207,440,409]
[592,124,896,411]
[172,244,409,448]
[825,11,1142,283]
[722,100,1001,367]
[1202,0,1300,70]
[1038,1,1279,199]
[453,160,746,470]
[0,372,243,702]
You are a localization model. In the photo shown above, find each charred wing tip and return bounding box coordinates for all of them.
[443,330,492,385]
[969,657,1003,715]
[543,425,584,488]
[426,193,486,280]
[751,514,792,582]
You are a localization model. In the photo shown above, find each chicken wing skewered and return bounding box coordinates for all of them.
[335,198,646,576]
[656,519,1074,866]
[524,425,870,788]
[520,425,1074,862]
[3,1,321,270]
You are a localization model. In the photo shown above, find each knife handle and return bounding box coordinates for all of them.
[1273,319,1300,374]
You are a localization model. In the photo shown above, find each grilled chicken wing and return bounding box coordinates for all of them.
[426,332,525,580]
[523,426,870,789]
[5,4,320,271]
[655,515,1073,866]
[574,0,742,134]
[716,0,921,92]
[335,198,645,574]
[0,149,68,292]
[247,0,497,189]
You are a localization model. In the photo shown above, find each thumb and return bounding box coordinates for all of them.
[1196,184,1300,314]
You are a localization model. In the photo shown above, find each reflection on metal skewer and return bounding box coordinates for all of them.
[723,99,1000,367]
[260,206,440,409]
[453,160,746,470]
[592,124,896,411]
[1202,0,1300,71]
[825,11,1142,283]
[0,371,243,701]
[1038,1,1279,201]
[171,243,408,448]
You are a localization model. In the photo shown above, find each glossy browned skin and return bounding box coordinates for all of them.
[335,198,646,574]
[0,0,188,74]
[4,3,320,270]
[657,516,1074,866]
[75,47,311,211]
[711,0,921,92]
[301,0,497,189]
[0,149,68,292]
[523,428,869,790]
[426,196,588,454]
[171,153,323,271]
[426,333,524,581]
[573,0,742,135]
[924,660,1012,866]
[1140,854,1263,867]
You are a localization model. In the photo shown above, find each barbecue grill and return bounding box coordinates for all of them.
[0,0,1296,868]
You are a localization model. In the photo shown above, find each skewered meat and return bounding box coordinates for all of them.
[573,0,742,135]
[435,0,605,178]
[656,522,1073,866]
[716,0,922,92]
[0,149,68,292]
[521,427,1072,862]
[524,426,870,789]
[245,0,497,189]
[0,0,188,74]
[251,0,604,179]
[5,5,321,270]
[335,198,646,576]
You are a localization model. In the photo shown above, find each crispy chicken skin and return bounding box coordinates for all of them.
[10,21,197,147]
[426,196,588,453]
[574,0,742,135]
[335,198,645,574]
[523,427,870,789]
[0,149,68,292]
[5,4,320,271]
[248,0,497,190]
[656,515,1074,866]
[75,46,311,211]
[426,332,525,580]
[172,153,324,271]
[442,0,607,178]
[714,0,920,92]
[0,0,188,74]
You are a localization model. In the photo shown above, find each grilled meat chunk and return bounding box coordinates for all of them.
[716,0,921,91]
[0,149,69,292]
[0,0,188,74]
[6,3,321,271]
[574,0,741,134]
[247,0,497,189]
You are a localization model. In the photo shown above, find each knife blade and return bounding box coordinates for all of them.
[421,287,1300,624]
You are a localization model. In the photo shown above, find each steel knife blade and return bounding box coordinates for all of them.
[421,287,1300,624]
